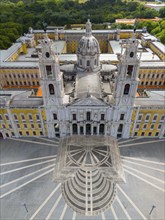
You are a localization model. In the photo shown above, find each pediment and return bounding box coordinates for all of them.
[71,96,107,106]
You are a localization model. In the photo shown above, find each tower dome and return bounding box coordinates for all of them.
[77,19,100,72]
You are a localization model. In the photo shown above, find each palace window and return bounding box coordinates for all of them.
[158,124,161,129]
[145,114,150,121]
[160,115,165,121]
[143,124,147,130]
[87,60,90,67]
[46,65,52,76]
[36,114,40,121]
[127,65,133,75]
[148,132,152,136]
[49,84,55,95]
[134,132,137,136]
[141,132,145,136]
[118,124,123,133]
[19,131,22,135]
[124,84,130,95]
[138,114,142,121]
[93,126,97,135]
[21,114,25,121]
[136,124,140,129]
[17,124,20,128]
[153,114,158,121]
[26,131,29,136]
[72,124,77,134]
[5,114,9,121]
[155,132,159,136]
[99,124,105,134]
[40,131,43,136]
[33,131,36,135]
[101,114,105,120]
[150,124,154,129]
[146,81,148,85]
[28,114,33,121]
[2,124,6,129]
[53,113,57,120]
[120,114,124,120]
[38,124,42,129]
[72,113,76,120]
[86,112,91,121]
[24,124,27,129]
[0,115,3,120]
[8,124,12,129]
[31,124,34,129]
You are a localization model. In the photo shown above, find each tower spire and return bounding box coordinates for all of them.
[86,19,92,37]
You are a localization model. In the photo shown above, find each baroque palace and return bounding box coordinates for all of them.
[0,20,165,139]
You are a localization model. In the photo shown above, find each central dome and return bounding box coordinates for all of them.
[77,19,100,55]
[77,19,101,72]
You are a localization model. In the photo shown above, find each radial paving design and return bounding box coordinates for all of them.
[0,137,165,220]
[62,168,116,216]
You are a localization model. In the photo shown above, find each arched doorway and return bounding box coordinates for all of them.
[86,124,91,135]
[0,132,3,139]
[72,124,77,135]
[99,124,105,135]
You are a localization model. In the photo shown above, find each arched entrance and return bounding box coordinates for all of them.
[99,124,105,135]
[0,132,3,139]
[86,124,91,135]
[72,124,77,135]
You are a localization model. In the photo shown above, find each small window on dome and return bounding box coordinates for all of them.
[45,52,50,58]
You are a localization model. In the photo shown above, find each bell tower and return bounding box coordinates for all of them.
[111,31,141,139]
[39,34,64,106]
[114,31,141,107]
[39,33,65,138]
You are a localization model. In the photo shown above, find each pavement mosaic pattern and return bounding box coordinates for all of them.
[0,137,164,220]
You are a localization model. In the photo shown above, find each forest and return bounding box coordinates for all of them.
[0,0,165,49]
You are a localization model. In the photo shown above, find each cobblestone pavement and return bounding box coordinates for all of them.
[0,137,164,220]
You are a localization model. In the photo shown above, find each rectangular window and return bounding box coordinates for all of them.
[11,132,15,136]
[72,114,76,120]
[120,114,124,120]
[40,131,43,136]
[141,132,145,136]
[87,60,90,67]
[2,124,6,129]
[118,124,123,133]
[31,124,34,129]
[19,131,22,136]
[127,65,133,75]
[101,114,105,120]
[17,124,20,128]
[134,132,137,136]
[21,114,25,121]
[46,65,52,76]
[0,115,2,120]
[8,124,12,129]
[28,114,33,121]
[38,124,42,129]
[33,131,36,135]
[160,115,165,121]
[5,114,9,121]
[86,112,91,121]
[155,132,159,136]
[148,132,152,136]
[145,114,150,121]
[26,131,29,136]
[158,124,161,129]
[53,113,57,120]
[36,114,40,121]
[153,115,158,121]
[24,124,27,129]
[150,124,154,129]
[138,114,142,121]
[136,124,140,129]
[13,114,18,121]
[143,124,147,130]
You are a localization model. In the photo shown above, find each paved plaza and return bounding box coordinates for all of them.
[0,137,164,220]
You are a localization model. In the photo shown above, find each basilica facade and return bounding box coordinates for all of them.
[39,20,141,139]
